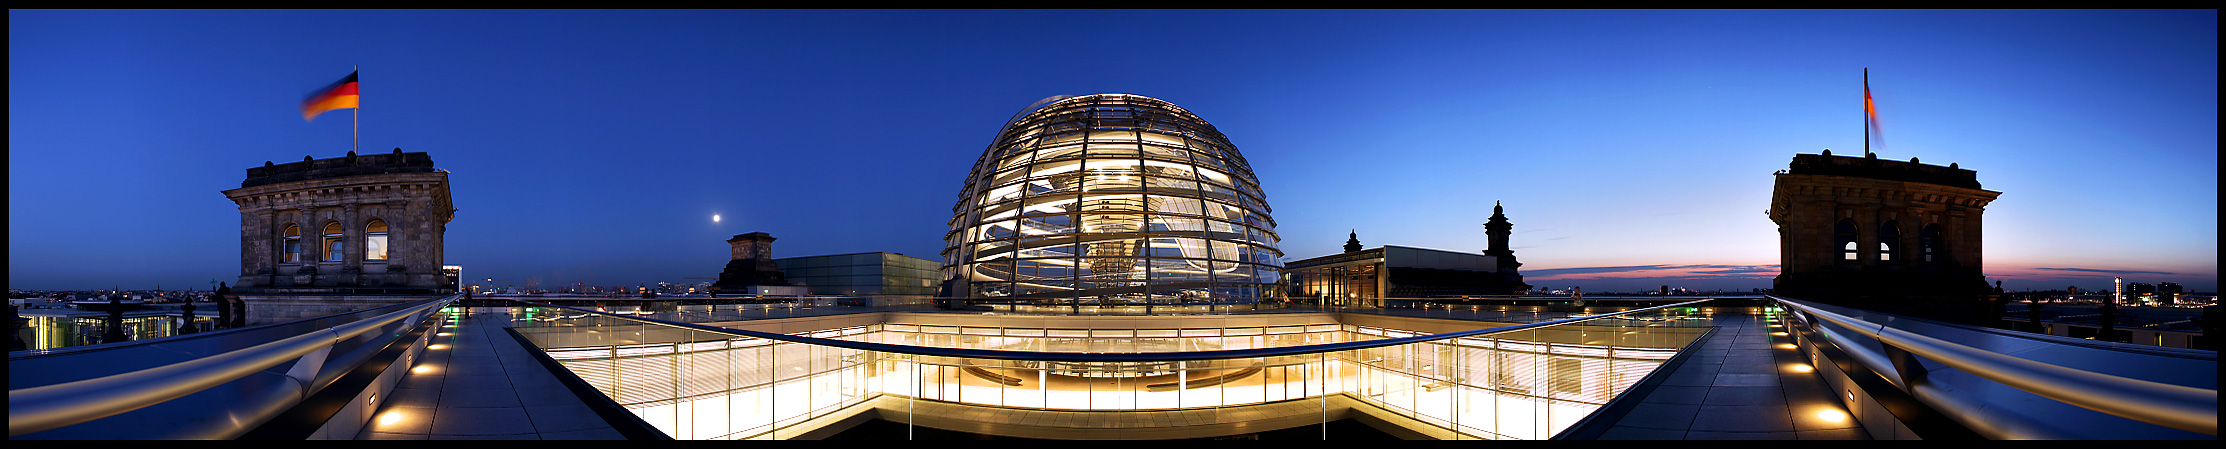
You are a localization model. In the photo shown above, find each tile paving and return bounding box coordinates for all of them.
[356,307,626,440]
[1599,311,1868,440]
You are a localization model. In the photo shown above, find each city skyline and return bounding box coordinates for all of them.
[9,10,2218,293]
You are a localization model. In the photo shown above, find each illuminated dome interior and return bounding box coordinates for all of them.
[942,94,1283,305]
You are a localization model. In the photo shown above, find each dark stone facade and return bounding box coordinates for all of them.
[710,232,791,295]
[1769,151,2000,324]
[1482,201,1528,292]
[222,149,455,323]
[241,150,437,188]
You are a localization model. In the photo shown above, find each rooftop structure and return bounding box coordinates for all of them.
[709,232,792,296]
[1287,245,1523,306]
[1286,207,1530,307]
[17,294,2212,440]
[1768,151,2000,324]
[239,150,438,188]
[773,252,940,297]
[221,149,456,324]
[940,94,1283,306]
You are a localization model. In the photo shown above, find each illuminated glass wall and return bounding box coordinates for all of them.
[516,311,1708,440]
[943,94,1282,304]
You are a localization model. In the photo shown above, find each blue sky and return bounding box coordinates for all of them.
[9,10,2217,292]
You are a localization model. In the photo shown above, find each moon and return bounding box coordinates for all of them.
[712,214,721,223]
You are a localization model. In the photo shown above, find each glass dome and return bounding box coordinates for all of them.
[942,94,1283,305]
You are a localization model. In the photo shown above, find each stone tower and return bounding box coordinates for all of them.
[1482,201,1527,293]
[711,232,790,295]
[221,149,454,324]
[1769,151,2000,323]
[1344,230,1363,253]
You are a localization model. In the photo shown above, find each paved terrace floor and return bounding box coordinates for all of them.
[1590,311,1868,439]
[358,304,1863,440]
[357,307,622,439]
[1288,306,1869,440]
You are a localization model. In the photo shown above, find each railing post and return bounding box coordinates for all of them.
[1881,344,1927,390]
[280,331,336,398]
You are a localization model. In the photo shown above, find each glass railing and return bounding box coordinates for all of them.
[945,296,1291,315]
[505,298,1719,440]
[9,294,458,438]
[1771,296,2216,438]
[14,305,227,351]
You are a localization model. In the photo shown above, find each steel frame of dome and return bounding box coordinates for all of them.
[942,94,1283,305]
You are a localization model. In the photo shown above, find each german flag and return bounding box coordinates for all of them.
[1865,72,1883,150]
[300,71,358,121]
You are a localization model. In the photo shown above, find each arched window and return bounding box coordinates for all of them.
[282,224,302,263]
[365,219,389,261]
[1921,224,1942,264]
[1835,219,1859,261]
[323,222,344,262]
[1878,221,1901,262]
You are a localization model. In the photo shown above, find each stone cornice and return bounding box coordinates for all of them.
[224,172,450,210]
[1773,173,2000,208]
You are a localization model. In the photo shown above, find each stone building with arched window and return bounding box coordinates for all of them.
[221,149,454,323]
[1769,151,1999,324]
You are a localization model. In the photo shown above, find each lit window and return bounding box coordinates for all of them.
[323,222,344,262]
[282,224,302,263]
[365,219,389,261]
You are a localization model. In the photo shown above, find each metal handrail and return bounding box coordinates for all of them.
[1769,295,2217,436]
[505,297,1717,363]
[8,294,459,437]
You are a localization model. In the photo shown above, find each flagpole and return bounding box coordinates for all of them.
[353,65,360,153]
[1863,68,1869,156]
